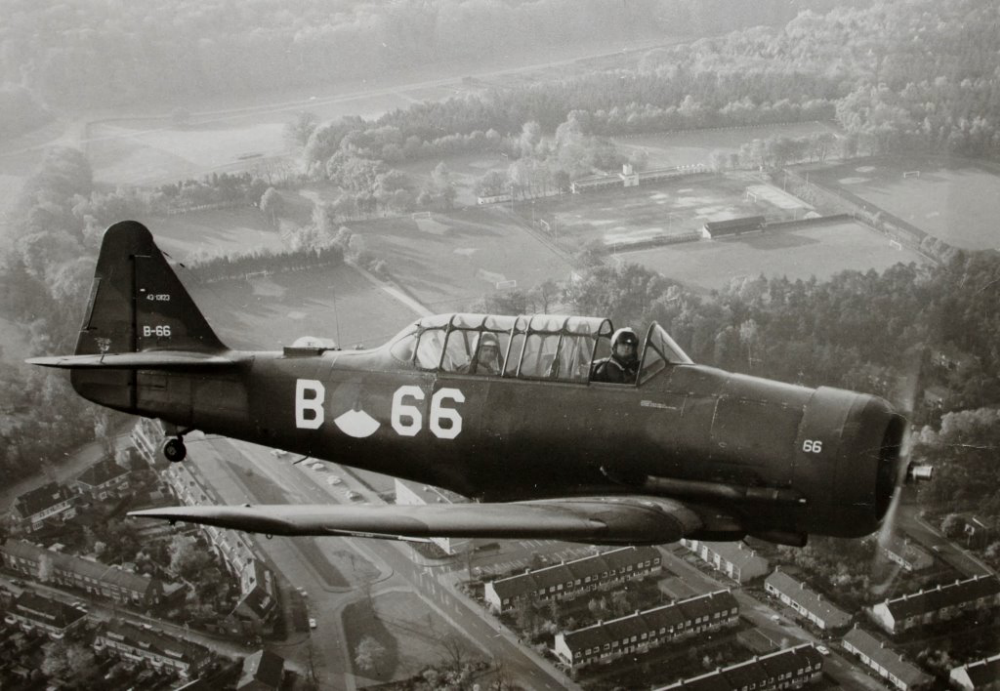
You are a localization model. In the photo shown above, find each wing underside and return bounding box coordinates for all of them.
[130,496,703,546]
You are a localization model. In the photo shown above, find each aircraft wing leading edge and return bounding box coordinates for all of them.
[129,497,703,545]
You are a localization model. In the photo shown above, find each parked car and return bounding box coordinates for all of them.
[326,475,342,485]
[309,618,317,629]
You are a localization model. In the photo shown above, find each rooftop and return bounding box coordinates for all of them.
[843,628,933,687]
[878,574,1000,619]
[766,570,852,627]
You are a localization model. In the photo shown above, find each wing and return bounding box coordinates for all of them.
[129,496,702,545]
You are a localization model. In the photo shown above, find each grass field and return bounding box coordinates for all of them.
[346,206,575,312]
[612,121,840,169]
[808,157,1000,250]
[630,219,925,292]
[148,207,287,258]
[187,262,419,351]
[343,590,463,685]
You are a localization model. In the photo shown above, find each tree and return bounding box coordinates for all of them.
[286,111,320,148]
[354,635,386,674]
[259,187,284,226]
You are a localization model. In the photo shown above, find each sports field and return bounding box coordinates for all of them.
[535,174,807,251]
[808,158,1000,250]
[346,206,575,312]
[629,219,925,292]
[186,261,419,351]
[612,121,839,169]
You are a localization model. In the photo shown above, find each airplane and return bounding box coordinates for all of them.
[29,221,932,547]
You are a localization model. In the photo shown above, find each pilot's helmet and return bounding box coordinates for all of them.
[478,332,500,355]
[611,328,638,349]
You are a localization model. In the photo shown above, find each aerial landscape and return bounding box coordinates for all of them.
[1,1,999,690]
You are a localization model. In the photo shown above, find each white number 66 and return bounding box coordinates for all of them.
[802,440,823,453]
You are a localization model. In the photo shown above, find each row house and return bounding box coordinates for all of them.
[2,539,171,609]
[655,644,825,691]
[842,627,933,691]
[554,590,738,669]
[75,458,131,501]
[11,482,77,533]
[131,417,167,468]
[94,620,212,679]
[680,539,770,584]
[869,574,1000,634]
[764,570,852,630]
[4,592,87,640]
[485,546,661,613]
[950,652,1000,690]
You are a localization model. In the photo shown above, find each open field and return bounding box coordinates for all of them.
[629,220,926,292]
[807,157,1000,250]
[347,206,575,312]
[532,174,808,250]
[343,590,462,685]
[147,207,287,258]
[187,262,419,351]
[612,121,840,169]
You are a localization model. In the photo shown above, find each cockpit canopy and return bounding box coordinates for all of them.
[386,313,692,385]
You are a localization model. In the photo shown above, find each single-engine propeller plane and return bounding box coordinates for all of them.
[30,221,932,547]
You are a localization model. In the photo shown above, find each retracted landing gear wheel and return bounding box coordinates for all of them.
[161,438,187,463]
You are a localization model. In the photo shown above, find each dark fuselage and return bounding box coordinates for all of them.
[77,343,899,541]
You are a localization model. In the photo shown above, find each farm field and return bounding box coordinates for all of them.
[629,219,926,292]
[347,206,574,313]
[612,121,840,169]
[186,262,419,352]
[533,173,809,251]
[807,157,1000,250]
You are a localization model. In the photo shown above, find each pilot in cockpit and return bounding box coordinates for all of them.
[465,332,503,375]
[591,327,639,384]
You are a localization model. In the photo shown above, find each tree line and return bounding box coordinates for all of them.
[0,0,831,110]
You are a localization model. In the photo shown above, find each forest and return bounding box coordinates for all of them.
[0,0,851,111]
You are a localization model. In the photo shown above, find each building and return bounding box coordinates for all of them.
[94,620,212,679]
[131,417,166,467]
[237,649,285,691]
[74,458,131,501]
[2,539,171,608]
[680,539,770,583]
[11,482,77,533]
[654,644,824,691]
[554,590,738,669]
[869,575,1000,634]
[950,653,1000,690]
[701,216,766,239]
[485,546,661,613]
[842,627,933,691]
[881,535,934,573]
[235,559,279,630]
[4,592,87,640]
[764,570,852,630]
[394,479,469,555]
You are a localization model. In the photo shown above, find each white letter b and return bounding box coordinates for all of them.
[296,379,325,429]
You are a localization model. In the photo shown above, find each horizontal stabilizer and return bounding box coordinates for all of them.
[129,497,702,545]
[27,351,241,370]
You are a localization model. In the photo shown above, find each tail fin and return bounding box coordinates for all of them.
[75,220,225,357]
[29,221,230,413]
